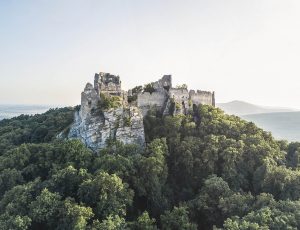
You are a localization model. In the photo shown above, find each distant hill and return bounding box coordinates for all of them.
[217,100,297,116]
[243,112,300,142]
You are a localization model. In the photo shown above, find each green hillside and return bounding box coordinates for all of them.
[1,105,300,229]
[243,112,300,142]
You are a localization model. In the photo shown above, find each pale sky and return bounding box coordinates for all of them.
[0,0,300,108]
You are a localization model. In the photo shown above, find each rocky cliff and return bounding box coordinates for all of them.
[68,106,145,151]
[68,80,145,151]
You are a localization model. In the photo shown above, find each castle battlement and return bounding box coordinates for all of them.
[80,72,215,118]
[153,75,172,91]
[134,75,215,115]
[189,90,215,107]
[169,88,189,99]
[137,91,168,115]
[189,90,213,95]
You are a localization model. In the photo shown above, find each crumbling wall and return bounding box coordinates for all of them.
[94,73,101,94]
[137,91,168,115]
[153,75,172,91]
[80,83,99,120]
[94,72,122,96]
[169,88,189,102]
[189,90,214,106]
[168,88,190,114]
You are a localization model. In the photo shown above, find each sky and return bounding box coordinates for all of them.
[0,0,300,108]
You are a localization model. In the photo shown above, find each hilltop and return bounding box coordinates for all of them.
[1,101,300,229]
[67,72,215,150]
[1,73,300,229]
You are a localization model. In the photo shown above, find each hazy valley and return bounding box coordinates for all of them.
[218,101,300,142]
[0,105,55,120]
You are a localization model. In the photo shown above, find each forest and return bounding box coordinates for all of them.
[0,105,300,229]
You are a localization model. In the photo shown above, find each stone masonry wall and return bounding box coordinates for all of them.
[80,83,99,120]
[168,88,190,114]
[137,91,168,115]
[153,75,172,91]
[94,72,122,96]
[190,90,215,106]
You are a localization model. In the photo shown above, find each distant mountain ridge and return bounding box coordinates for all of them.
[217,101,300,142]
[217,100,297,116]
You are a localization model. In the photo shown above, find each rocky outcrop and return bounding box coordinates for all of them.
[68,77,145,151]
[68,106,145,151]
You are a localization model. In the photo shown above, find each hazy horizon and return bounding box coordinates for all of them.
[1,0,300,108]
[0,100,299,111]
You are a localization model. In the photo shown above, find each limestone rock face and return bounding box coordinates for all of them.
[80,83,100,120]
[68,77,145,151]
[68,106,145,151]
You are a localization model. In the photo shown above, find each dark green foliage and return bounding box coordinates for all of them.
[144,83,155,94]
[175,84,188,89]
[160,206,197,230]
[169,98,176,115]
[0,107,74,154]
[129,211,157,230]
[1,104,300,229]
[78,171,134,219]
[128,95,137,104]
[128,85,143,103]
[286,142,300,168]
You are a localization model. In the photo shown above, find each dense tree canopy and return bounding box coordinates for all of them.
[0,105,300,229]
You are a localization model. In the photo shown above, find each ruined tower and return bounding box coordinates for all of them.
[94,72,122,96]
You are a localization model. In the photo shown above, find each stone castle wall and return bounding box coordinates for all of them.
[94,72,122,96]
[80,83,99,120]
[190,90,215,106]
[169,88,189,102]
[153,75,172,91]
[136,76,215,116]
[168,88,190,114]
[137,91,168,115]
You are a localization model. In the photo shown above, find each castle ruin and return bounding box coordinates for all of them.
[68,71,215,150]
[94,72,122,96]
[137,75,215,116]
